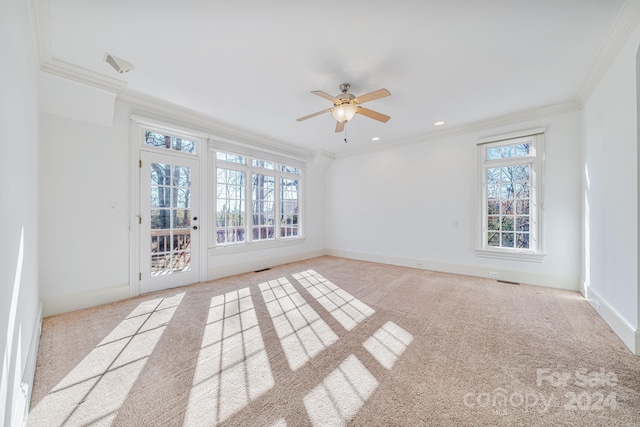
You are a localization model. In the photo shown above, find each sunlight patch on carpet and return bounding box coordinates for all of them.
[184,287,274,426]
[292,270,374,331]
[363,321,414,370]
[28,292,184,426]
[303,355,378,427]
[260,277,338,371]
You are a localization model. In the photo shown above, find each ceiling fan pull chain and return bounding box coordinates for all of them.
[344,124,348,143]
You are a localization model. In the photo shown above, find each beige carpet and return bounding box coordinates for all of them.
[28,256,640,426]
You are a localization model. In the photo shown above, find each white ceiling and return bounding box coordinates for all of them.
[42,0,627,155]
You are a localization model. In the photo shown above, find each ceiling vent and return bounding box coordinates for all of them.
[104,53,135,74]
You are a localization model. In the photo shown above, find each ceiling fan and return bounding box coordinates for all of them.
[296,83,391,133]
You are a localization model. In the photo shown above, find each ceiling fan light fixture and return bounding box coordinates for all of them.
[331,104,358,123]
[297,83,390,133]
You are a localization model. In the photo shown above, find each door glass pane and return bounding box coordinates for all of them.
[173,166,192,186]
[150,162,192,276]
[173,209,190,228]
[151,209,171,229]
[174,188,191,209]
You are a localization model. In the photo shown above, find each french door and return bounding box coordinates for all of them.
[139,150,200,293]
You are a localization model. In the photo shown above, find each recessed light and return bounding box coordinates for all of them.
[371,137,380,141]
[434,121,446,126]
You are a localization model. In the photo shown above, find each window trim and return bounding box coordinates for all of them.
[210,145,305,251]
[476,129,546,262]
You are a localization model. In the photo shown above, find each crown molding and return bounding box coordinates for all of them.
[118,89,312,160]
[30,0,127,93]
[28,0,50,68]
[29,0,633,160]
[40,58,127,94]
[28,0,310,160]
[577,0,640,105]
[336,100,580,159]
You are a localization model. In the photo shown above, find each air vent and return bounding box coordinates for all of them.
[104,53,135,74]
[497,280,520,285]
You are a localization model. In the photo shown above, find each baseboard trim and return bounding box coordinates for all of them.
[579,278,587,298]
[325,249,579,290]
[41,283,130,317]
[41,250,328,317]
[328,249,640,355]
[19,303,42,425]
[585,286,638,355]
[207,249,327,281]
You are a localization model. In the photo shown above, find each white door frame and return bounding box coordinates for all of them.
[129,116,209,297]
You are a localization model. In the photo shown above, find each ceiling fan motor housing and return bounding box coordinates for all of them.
[336,83,356,106]
[335,93,355,106]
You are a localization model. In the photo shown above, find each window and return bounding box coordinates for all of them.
[477,129,544,261]
[145,131,197,154]
[252,172,275,240]
[216,168,246,244]
[280,177,299,237]
[215,151,302,247]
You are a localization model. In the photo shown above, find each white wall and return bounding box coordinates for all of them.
[0,0,41,424]
[581,23,640,353]
[38,95,329,314]
[327,111,583,289]
[39,98,131,308]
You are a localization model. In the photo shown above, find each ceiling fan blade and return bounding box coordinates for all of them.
[296,108,332,122]
[311,90,340,103]
[335,121,345,133]
[357,107,390,123]
[354,88,391,104]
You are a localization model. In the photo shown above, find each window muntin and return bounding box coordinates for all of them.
[215,151,303,247]
[145,131,197,154]
[479,134,542,258]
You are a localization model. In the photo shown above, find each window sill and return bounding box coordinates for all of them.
[475,248,545,262]
[209,236,306,255]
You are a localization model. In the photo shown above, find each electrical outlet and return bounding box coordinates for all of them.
[488,271,500,279]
